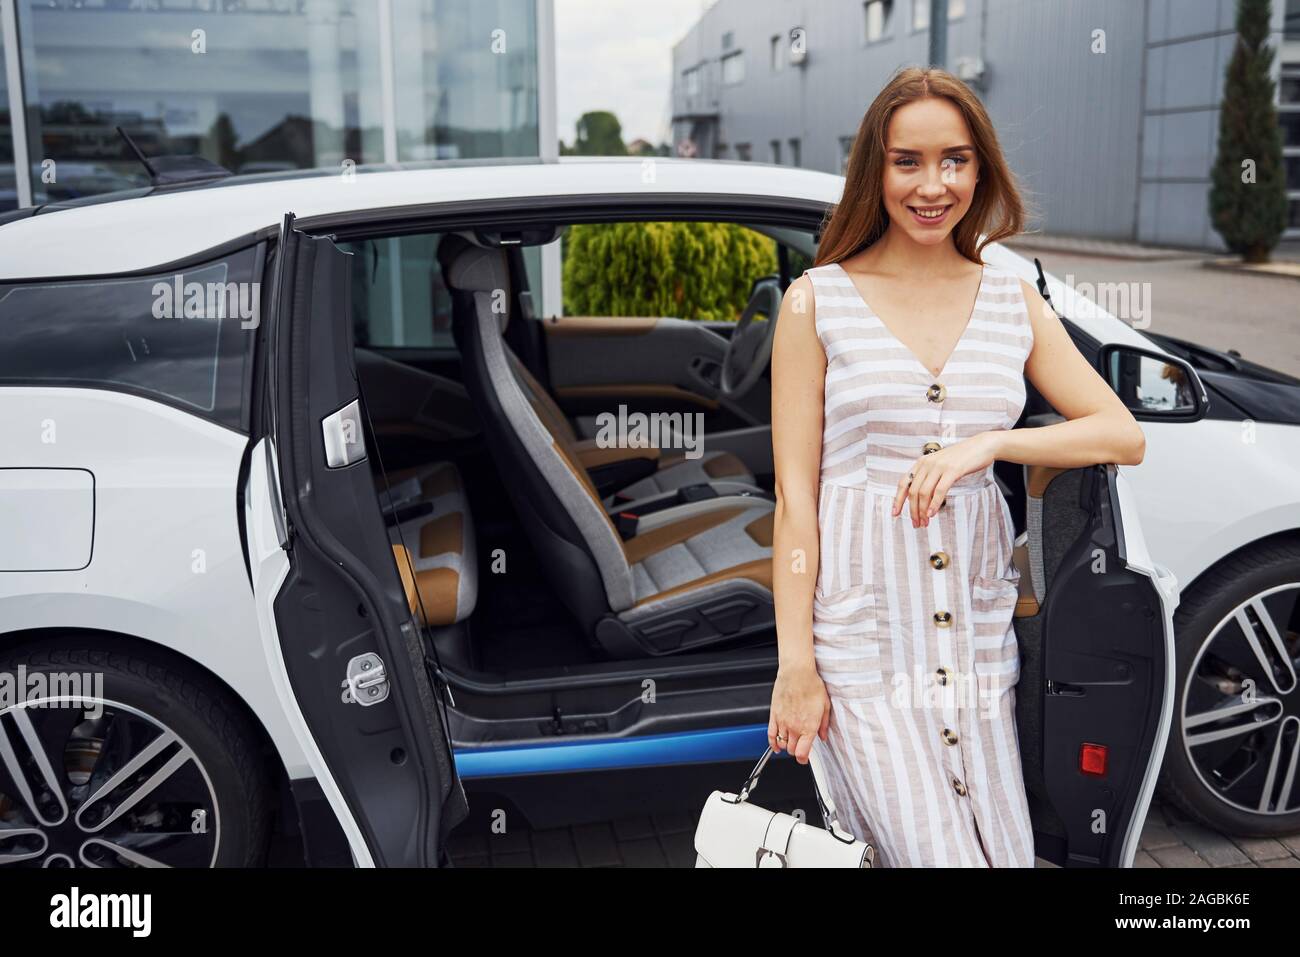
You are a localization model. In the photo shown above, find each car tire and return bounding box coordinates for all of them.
[0,639,272,867]
[1157,540,1300,837]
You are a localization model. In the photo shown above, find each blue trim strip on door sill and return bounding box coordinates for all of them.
[453,723,770,779]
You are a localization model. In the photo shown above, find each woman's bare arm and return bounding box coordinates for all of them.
[894,278,1147,525]
[992,279,1146,468]
[770,273,826,672]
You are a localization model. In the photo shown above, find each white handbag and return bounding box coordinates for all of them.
[693,744,876,868]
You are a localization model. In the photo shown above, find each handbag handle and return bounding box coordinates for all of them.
[729,744,858,845]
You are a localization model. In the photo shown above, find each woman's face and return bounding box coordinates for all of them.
[881,96,981,246]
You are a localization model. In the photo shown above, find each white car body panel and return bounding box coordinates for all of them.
[1110,468,1180,868]
[0,468,95,570]
[0,387,312,778]
[244,439,371,864]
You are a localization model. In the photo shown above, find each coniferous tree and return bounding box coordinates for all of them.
[562,222,778,322]
[1209,0,1287,263]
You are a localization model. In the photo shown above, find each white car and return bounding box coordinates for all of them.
[0,155,1285,869]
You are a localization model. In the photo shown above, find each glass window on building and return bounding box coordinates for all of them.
[913,0,964,31]
[770,34,784,71]
[721,51,745,86]
[21,0,387,195]
[735,142,752,161]
[864,0,892,43]
[770,138,781,164]
[391,0,539,161]
[684,66,701,96]
[788,137,801,167]
[0,15,12,211]
[13,0,539,201]
[1285,0,1300,40]
[1283,67,1299,235]
[839,135,855,173]
[1282,111,1300,148]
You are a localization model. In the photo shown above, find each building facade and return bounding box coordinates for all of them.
[672,0,1300,249]
[0,0,557,210]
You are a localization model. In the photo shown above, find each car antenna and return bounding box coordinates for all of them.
[115,126,159,182]
[112,127,231,188]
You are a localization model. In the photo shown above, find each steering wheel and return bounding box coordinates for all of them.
[720,281,784,400]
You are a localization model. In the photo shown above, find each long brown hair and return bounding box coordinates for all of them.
[815,66,1026,267]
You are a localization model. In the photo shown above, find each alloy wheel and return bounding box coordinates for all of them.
[1181,583,1300,819]
[0,696,220,867]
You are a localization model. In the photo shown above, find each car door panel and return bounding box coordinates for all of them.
[1017,464,1177,867]
[542,316,768,431]
[245,216,466,867]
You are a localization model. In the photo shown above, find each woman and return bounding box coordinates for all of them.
[768,66,1146,867]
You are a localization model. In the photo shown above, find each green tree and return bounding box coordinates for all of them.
[571,111,627,156]
[562,222,778,322]
[1209,0,1288,263]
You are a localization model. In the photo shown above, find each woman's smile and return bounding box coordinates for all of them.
[906,203,953,226]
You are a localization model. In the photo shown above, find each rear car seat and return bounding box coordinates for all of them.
[378,461,478,627]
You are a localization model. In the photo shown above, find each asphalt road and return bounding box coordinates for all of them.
[1012,243,1300,379]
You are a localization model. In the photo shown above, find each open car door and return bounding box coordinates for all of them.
[1014,463,1178,867]
[243,214,466,866]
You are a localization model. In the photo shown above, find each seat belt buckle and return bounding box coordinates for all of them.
[615,511,639,540]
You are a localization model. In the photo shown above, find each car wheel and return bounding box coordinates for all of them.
[1158,540,1300,837]
[0,641,272,867]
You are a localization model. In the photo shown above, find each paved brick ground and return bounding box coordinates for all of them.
[447,794,1300,868]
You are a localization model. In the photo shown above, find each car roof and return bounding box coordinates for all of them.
[0,157,845,280]
[0,155,1155,352]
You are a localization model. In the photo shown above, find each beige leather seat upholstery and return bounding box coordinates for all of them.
[1012,464,1069,619]
[379,461,478,627]
[504,344,759,507]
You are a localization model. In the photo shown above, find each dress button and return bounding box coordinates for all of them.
[936,667,952,686]
[926,383,946,403]
[933,610,952,628]
[942,728,959,746]
[930,550,950,569]
[922,441,942,455]
[951,776,968,797]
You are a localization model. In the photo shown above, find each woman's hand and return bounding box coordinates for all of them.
[769,660,832,764]
[892,430,1002,526]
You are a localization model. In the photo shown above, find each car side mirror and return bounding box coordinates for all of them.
[1097,344,1208,422]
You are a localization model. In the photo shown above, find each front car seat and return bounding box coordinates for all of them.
[440,235,776,657]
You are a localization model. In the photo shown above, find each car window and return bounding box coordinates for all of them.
[559,221,810,321]
[0,245,259,431]
[344,235,454,350]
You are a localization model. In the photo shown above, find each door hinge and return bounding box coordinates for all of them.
[341,652,390,706]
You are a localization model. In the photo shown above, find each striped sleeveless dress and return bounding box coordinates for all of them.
[804,259,1037,868]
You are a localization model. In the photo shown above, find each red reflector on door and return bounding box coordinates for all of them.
[1080,743,1108,776]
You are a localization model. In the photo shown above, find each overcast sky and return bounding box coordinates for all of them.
[555,0,715,148]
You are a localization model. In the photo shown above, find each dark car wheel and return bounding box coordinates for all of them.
[0,641,272,867]
[1158,540,1300,837]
